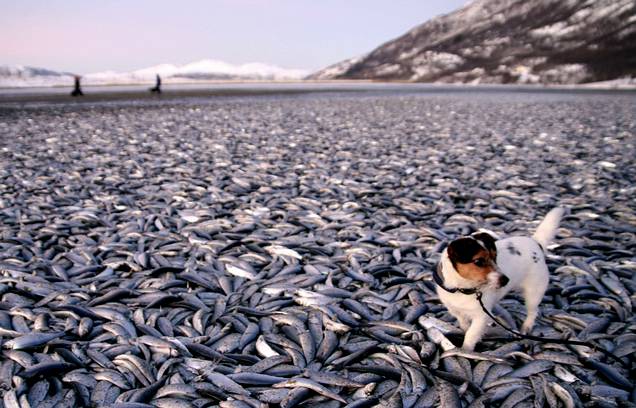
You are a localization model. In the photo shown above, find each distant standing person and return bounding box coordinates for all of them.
[150,74,161,94]
[71,75,83,96]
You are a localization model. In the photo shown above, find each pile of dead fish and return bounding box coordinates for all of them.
[0,92,634,407]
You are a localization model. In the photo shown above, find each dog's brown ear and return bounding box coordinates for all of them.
[447,237,482,266]
[472,232,497,256]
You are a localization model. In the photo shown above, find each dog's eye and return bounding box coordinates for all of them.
[474,258,486,267]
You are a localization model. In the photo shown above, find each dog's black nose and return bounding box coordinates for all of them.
[499,275,509,287]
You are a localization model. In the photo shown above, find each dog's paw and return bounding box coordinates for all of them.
[461,343,476,352]
[520,323,532,335]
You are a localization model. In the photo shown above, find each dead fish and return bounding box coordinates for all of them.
[3,332,65,350]
[203,371,250,396]
[225,264,257,280]
[265,245,303,260]
[1,88,635,408]
[440,349,509,364]
[507,360,554,378]
[273,377,347,403]
[20,362,76,379]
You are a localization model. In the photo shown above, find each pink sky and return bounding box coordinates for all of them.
[1,0,468,74]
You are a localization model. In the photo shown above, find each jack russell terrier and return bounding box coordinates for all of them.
[434,208,565,350]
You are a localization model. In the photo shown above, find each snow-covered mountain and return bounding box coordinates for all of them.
[306,56,364,81]
[0,65,76,88]
[312,0,636,84]
[0,60,309,88]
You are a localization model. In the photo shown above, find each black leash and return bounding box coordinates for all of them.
[434,262,628,369]
[475,291,629,369]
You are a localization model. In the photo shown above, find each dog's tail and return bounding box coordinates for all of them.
[532,207,565,248]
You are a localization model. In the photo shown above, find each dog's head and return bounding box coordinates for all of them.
[447,232,508,288]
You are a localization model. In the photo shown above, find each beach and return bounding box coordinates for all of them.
[0,86,634,406]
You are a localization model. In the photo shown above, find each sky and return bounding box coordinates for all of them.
[1,0,468,74]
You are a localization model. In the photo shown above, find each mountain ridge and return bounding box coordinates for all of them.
[310,0,636,84]
[0,59,308,88]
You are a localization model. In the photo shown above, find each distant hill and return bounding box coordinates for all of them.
[0,65,76,88]
[309,0,636,84]
[0,60,308,88]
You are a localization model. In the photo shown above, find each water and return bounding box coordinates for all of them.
[1,82,634,110]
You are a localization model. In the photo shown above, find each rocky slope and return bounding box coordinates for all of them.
[310,0,636,84]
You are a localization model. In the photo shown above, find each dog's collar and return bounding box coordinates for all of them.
[433,263,479,295]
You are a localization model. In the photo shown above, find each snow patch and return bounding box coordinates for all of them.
[540,64,589,84]
[410,52,465,80]
[512,66,540,84]
[581,76,636,88]
[399,47,422,61]
[530,21,577,38]
[374,64,401,76]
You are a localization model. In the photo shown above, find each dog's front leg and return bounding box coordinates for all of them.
[456,314,471,332]
[462,316,488,351]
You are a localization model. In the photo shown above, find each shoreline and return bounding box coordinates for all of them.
[1,81,635,106]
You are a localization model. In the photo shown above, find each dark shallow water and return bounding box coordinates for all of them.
[1,81,635,109]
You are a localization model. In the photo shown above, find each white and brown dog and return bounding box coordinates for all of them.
[434,208,565,350]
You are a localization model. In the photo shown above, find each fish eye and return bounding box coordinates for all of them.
[474,258,486,267]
